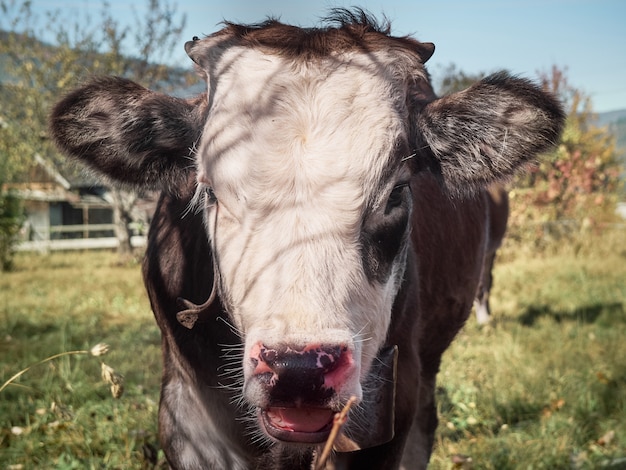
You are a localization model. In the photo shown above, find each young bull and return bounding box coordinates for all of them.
[50,10,563,470]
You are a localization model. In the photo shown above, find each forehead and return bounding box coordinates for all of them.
[201,51,409,196]
[192,24,425,212]
[214,49,405,143]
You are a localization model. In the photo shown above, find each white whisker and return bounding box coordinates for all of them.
[217,316,244,338]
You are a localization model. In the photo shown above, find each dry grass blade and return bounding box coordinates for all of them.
[314,396,358,470]
[1,350,89,393]
[0,343,113,394]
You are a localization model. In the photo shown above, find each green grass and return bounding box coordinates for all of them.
[1,251,163,468]
[1,232,625,469]
[430,231,626,469]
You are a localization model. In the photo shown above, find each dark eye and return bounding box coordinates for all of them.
[385,184,408,214]
[204,186,217,204]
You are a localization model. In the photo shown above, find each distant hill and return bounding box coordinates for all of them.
[597,109,626,128]
[612,118,626,153]
[598,110,626,152]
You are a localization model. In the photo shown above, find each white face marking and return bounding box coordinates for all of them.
[195,45,414,403]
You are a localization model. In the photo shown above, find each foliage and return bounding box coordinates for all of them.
[0,0,195,255]
[0,190,24,271]
[510,66,623,234]
[437,63,624,251]
[0,101,26,271]
[435,63,486,96]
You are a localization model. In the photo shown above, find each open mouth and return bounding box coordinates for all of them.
[259,407,335,443]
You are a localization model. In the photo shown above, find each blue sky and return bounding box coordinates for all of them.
[28,0,626,113]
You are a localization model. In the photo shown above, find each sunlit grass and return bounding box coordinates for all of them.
[1,251,163,468]
[1,231,625,468]
[430,230,626,469]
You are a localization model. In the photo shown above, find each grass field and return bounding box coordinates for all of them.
[1,229,625,469]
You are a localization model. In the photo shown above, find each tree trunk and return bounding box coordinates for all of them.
[111,187,137,257]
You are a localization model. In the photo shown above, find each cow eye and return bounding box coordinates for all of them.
[385,184,408,214]
[204,186,217,205]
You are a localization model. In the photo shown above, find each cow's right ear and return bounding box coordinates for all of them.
[50,76,208,194]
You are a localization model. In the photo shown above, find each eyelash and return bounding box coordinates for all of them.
[385,183,408,214]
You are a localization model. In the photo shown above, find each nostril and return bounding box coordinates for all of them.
[259,347,278,364]
[317,345,347,373]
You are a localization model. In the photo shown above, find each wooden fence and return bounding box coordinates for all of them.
[16,223,146,252]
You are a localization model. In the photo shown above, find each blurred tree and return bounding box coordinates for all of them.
[435,63,486,96]
[0,104,25,271]
[0,191,24,271]
[0,0,193,256]
[512,65,622,230]
[437,63,623,247]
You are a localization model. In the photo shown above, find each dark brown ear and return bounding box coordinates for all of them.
[50,76,208,194]
[412,71,565,196]
[184,37,203,65]
[417,42,435,63]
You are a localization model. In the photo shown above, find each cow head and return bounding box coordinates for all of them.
[50,12,563,446]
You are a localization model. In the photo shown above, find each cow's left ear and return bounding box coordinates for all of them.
[412,72,565,196]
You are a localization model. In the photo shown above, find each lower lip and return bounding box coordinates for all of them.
[259,408,335,444]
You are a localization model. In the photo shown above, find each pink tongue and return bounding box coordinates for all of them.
[266,408,334,433]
